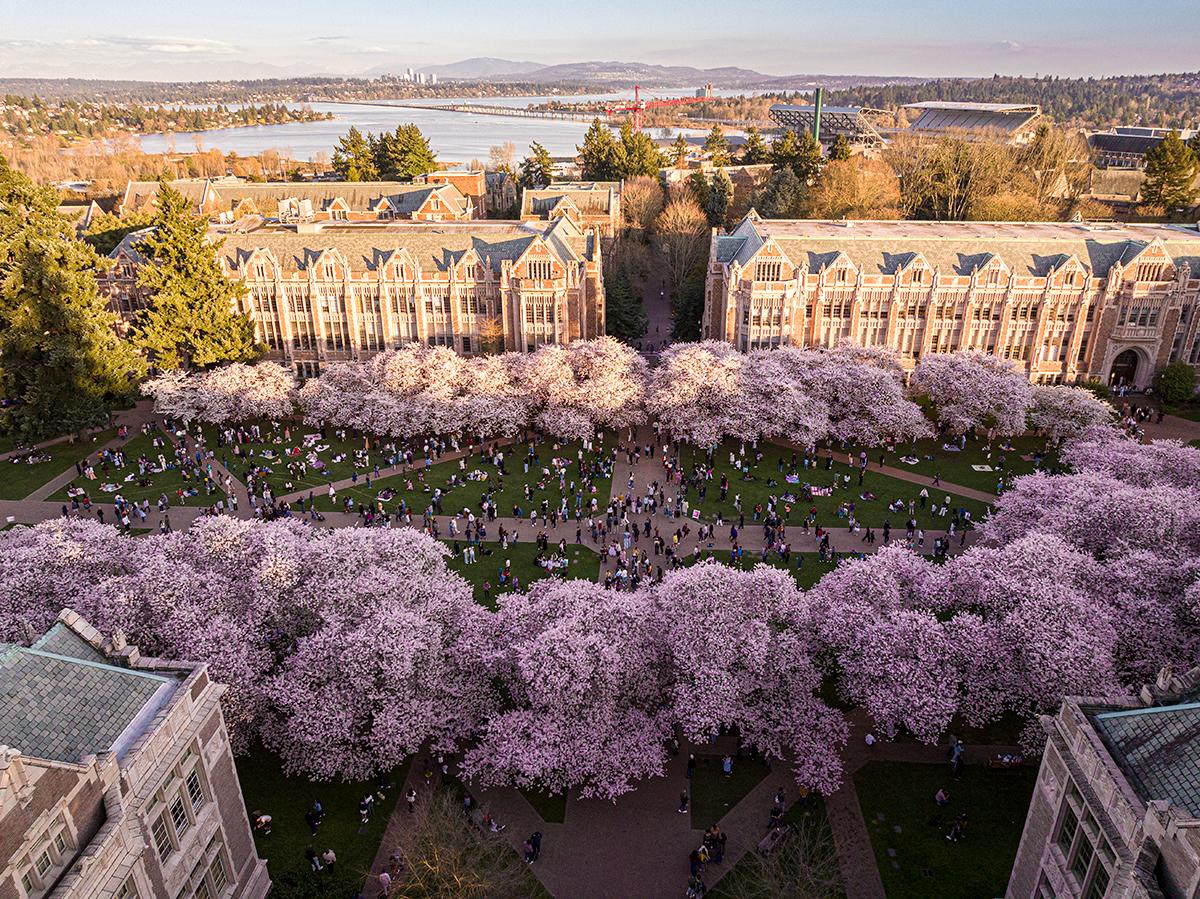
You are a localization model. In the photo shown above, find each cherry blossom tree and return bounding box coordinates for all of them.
[1026,386,1113,443]
[911,351,1033,436]
[1062,426,1200,488]
[654,562,847,794]
[143,362,296,423]
[460,579,671,800]
[648,341,745,446]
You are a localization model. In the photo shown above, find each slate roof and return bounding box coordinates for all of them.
[521,182,618,217]
[711,218,1200,278]
[1094,702,1200,818]
[31,622,106,663]
[213,181,467,216]
[0,642,174,764]
[211,216,592,275]
[121,179,210,212]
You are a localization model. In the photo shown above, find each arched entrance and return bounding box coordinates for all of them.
[1109,349,1140,388]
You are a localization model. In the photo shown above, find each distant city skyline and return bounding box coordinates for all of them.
[0,0,1197,82]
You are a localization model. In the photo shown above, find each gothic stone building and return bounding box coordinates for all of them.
[1007,667,1200,898]
[519,182,622,240]
[104,217,605,376]
[1,610,269,899]
[119,179,476,224]
[703,215,1200,388]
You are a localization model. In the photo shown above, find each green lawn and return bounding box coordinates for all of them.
[676,441,991,531]
[709,798,844,899]
[236,747,408,897]
[841,434,1054,494]
[0,428,118,500]
[855,761,1036,899]
[690,753,771,828]
[1163,400,1200,422]
[312,436,614,519]
[199,420,370,498]
[444,540,600,607]
[50,430,226,508]
[680,549,844,590]
[519,787,568,824]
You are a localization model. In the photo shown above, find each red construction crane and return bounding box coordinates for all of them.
[606,84,709,132]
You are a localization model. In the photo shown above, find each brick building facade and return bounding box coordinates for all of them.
[703,215,1200,388]
[1,610,269,899]
[1007,667,1200,898]
[103,217,605,376]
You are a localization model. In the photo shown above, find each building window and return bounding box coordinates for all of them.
[117,879,140,899]
[1084,863,1110,899]
[186,770,206,812]
[527,260,552,280]
[153,813,174,860]
[1071,833,1095,881]
[1055,805,1078,855]
[21,873,35,894]
[756,260,782,281]
[34,851,51,876]
[210,856,229,892]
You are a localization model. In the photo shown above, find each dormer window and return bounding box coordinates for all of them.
[755,260,782,282]
[1136,261,1165,282]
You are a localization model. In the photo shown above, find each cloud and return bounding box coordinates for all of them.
[308,35,354,44]
[996,40,1023,52]
[0,35,237,56]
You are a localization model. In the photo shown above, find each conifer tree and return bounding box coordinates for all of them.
[617,122,663,178]
[604,267,648,342]
[518,141,554,188]
[578,118,620,181]
[740,126,770,165]
[0,157,144,440]
[669,133,691,167]
[771,129,825,183]
[132,183,260,369]
[332,126,379,181]
[706,168,734,227]
[704,126,731,167]
[828,133,852,161]
[1142,131,1200,212]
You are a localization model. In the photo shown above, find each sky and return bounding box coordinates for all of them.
[1,0,1198,82]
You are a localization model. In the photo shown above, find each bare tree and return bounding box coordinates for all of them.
[714,810,846,899]
[654,196,709,297]
[487,142,517,173]
[886,131,1015,220]
[807,157,903,220]
[621,175,666,234]
[388,791,538,898]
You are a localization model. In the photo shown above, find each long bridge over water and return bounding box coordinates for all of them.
[326,100,602,123]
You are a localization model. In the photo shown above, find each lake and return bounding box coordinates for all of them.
[136,90,753,162]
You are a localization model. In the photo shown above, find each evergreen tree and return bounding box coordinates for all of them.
[754,167,807,218]
[740,126,770,165]
[332,127,379,181]
[771,129,825,183]
[686,170,711,210]
[0,157,144,441]
[669,133,691,167]
[372,124,438,181]
[617,122,664,178]
[132,183,260,369]
[518,141,554,188]
[578,118,620,181]
[1141,131,1200,212]
[603,267,648,342]
[706,168,733,227]
[703,126,731,166]
[828,134,852,161]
